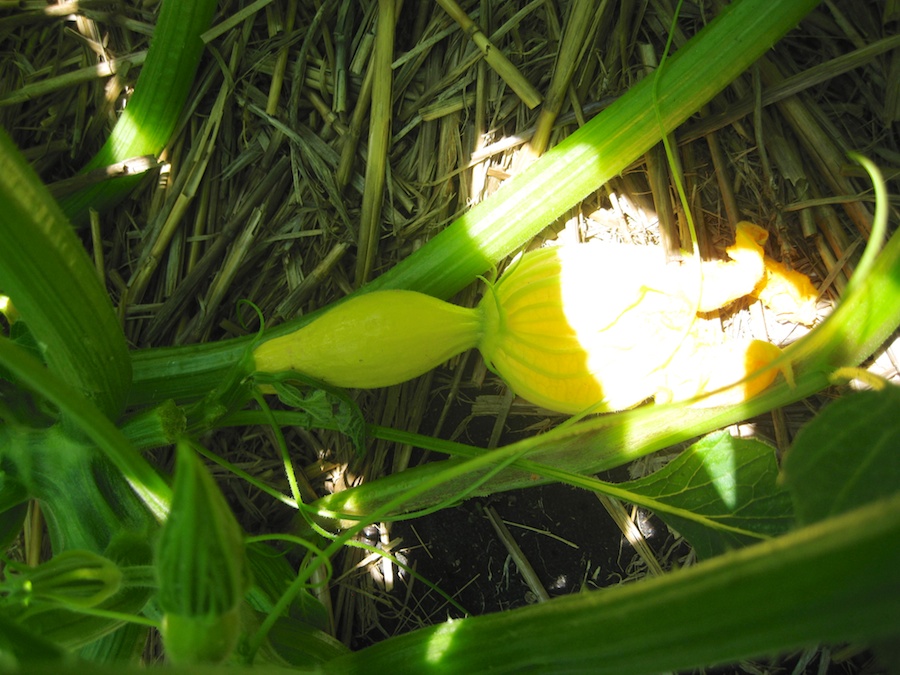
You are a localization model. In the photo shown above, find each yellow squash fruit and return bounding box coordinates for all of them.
[254,223,807,413]
[253,290,482,389]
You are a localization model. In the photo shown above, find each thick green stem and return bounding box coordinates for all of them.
[57,0,218,224]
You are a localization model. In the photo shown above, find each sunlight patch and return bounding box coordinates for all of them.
[426,619,462,664]
[705,435,739,509]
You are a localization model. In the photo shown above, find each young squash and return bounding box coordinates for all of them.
[253,223,812,413]
[253,290,483,389]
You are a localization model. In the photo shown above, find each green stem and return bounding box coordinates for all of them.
[57,0,218,224]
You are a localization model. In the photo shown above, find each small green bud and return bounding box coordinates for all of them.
[156,440,250,664]
[4,549,122,609]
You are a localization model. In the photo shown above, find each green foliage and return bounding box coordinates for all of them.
[244,543,330,635]
[0,502,26,553]
[0,611,76,670]
[265,614,350,667]
[0,129,131,420]
[267,379,367,455]
[1,0,898,672]
[78,621,150,666]
[782,385,900,524]
[241,543,349,667]
[1,426,155,555]
[620,432,793,558]
[0,338,172,522]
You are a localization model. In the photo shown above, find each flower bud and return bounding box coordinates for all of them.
[5,549,122,609]
[156,441,249,664]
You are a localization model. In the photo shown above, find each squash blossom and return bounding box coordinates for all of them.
[254,222,816,414]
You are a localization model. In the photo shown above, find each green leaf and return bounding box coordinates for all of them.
[245,543,330,635]
[271,381,366,455]
[266,613,351,667]
[1,321,56,426]
[619,432,793,558]
[0,501,27,553]
[0,468,28,515]
[0,612,76,669]
[0,338,171,522]
[6,319,41,366]
[0,129,131,419]
[1,426,156,555]
[78,621,150,666]
[781,386,900,525]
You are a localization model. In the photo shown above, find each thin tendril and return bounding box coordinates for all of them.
[844,153,888,296]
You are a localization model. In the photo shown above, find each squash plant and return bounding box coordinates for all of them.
[1,0,899,671]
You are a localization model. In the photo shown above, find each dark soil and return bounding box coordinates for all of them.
[388,480,675,620]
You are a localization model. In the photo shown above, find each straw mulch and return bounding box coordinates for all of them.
[2,0,897,664]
